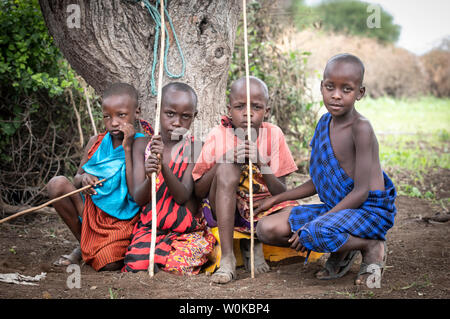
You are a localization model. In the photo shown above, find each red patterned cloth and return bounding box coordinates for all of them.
[122,136,215,275]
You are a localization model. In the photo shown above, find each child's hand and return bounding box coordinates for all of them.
[120,123,136,150]
[253,196,276,215]
[234,139,270,168]
[150,135,164,161]
[235,140,257,164]
[81,173,101,196]
[145,153,161,178]
[288,231,307,252]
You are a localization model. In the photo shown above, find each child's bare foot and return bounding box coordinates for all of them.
[53,247,82,266]
[211,254,236,284]
[355,240,387,286]
[315,250,359,280]
[240,239,270,274]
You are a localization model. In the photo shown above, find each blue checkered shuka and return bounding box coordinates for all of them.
[289,113,397,253]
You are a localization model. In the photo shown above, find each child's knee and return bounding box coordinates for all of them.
[215,164,240,188]
[256,219,271,243]
[256,218,281,244]
[47,176,71,197]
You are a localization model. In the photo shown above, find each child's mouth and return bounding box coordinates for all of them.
[110,130,122,136]
[328,104,343,111]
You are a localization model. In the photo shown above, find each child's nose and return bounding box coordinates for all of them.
[172,116,181,127]
[331,90,342,100]
[111,117,120,126]
[243,108,253,117]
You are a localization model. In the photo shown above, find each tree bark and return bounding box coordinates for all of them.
[39,0,241,137]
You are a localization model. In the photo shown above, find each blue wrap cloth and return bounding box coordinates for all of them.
[82,132,144,220]
[289,113,397,253]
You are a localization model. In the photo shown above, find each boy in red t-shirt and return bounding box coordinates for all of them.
[192,76,298,284]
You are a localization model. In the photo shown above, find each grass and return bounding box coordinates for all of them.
[357,96,450,135]
[357,96,450,173]
[356,96,450,199]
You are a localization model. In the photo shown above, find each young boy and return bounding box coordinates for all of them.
[47,83,143,271]
[192,76,299,284]
[255,54,397,286]
[122,82,215,275]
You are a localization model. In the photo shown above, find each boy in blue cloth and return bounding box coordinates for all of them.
[255,54,397,286]
[47,83,144,271]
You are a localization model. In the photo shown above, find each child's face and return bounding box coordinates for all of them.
[227,81,270,134]
[160,89,196,142]
[321,62,365,117]
[102,94,139,139]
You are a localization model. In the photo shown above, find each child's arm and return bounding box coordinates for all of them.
[326,119,374,214]
[130,136,152,206]
[194,164,218,199]
[121,123,136,197]
[254,179,317,214]
[73,135,102,195]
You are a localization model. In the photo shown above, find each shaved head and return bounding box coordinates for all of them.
[324,53,365,86]
[230,76,269,102]
[103,82,139,108]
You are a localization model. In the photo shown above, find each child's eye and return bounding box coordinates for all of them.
[182,114,192,120]
[343,87,353,93]
[103,114,110,119]
[119,113,127,117]
[252,105,263,110]
[166,112,174,117]
[326,84,334,90]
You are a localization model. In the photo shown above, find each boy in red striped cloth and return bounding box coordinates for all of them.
[122,82,215,275]
[47,83,143,271]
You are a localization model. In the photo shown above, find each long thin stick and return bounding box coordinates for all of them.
[0,179,106,225]
[148,0,165,277]
[68,89,84,148]
[242,0,255,279]
[83,84,98,136]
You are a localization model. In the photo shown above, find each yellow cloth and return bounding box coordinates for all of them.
[204,227,323,274]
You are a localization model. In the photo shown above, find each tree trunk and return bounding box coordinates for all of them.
[39,0,241,138]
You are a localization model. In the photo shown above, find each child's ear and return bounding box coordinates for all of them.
[226,104,231,116]
[357,86,366,101]
[135,106,141,118]
[264,106,271,121]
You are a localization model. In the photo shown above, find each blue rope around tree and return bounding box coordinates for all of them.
[134,0,186,95]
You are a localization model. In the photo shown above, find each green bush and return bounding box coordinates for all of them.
[0,0,97,205]
[291,0,401,44]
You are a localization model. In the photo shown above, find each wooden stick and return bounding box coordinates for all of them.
[83,84,98,136]
[0,178,106,225]
[68,89,84,148]
[148,0,165,277]
[242,0,255,279]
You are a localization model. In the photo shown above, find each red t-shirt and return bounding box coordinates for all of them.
[192,122,297,181]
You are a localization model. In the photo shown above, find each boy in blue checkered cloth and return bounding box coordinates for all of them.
[254,54,397,286]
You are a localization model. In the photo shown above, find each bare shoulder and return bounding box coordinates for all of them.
[351,115,375,139]
[83,134,100,153]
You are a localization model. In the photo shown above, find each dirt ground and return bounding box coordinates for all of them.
[0,171,449,301]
